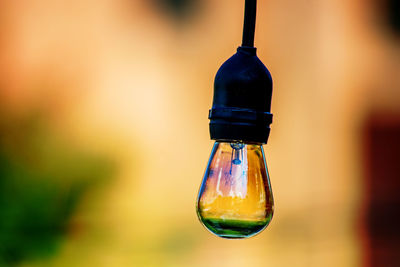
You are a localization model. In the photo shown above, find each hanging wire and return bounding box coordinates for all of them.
[242,0,257,47]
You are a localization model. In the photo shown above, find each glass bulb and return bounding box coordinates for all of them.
[196,141,274,239]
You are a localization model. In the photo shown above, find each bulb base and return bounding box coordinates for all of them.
[209,107,272,144]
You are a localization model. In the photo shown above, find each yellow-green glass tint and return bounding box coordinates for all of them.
[196,142,274,239]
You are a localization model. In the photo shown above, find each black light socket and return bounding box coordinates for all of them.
[209,46,273,144]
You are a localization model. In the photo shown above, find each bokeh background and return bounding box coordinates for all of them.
[0,0,399,266]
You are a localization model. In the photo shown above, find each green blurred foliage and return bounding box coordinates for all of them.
[152,0,200,20]
[0,112,114,265]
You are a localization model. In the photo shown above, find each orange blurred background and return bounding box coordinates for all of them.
[0,0,399,266]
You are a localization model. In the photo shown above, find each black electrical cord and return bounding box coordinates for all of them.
[242,0,257,47]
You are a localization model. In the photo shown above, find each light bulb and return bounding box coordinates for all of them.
[196,141,274,239]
